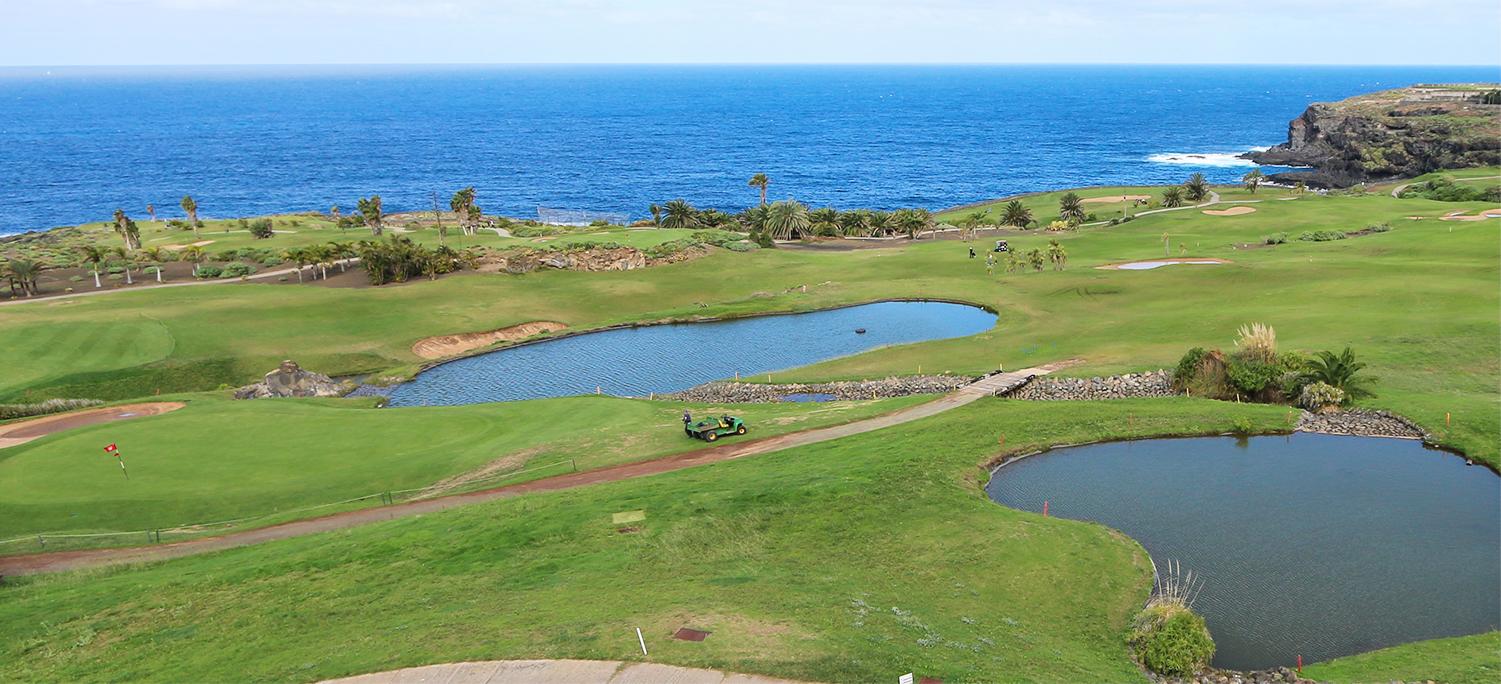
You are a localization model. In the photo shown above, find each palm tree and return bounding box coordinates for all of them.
[1305,347,1374,402]
[140,246,168,282]
[284,248,310,283]
[1026,248,1045,272]
[764,200,811,240]
[146,203,157,222]
[648,203,663,227]
[1161,232,1171,257]
[110,246,135,284]
[962,210,989,240]
[3,259,41,296]
[1000,200,1033,229]
[1161,186,1185,208]
[330,205,341,221]
[112,209,142,250]
[327,241,355,272]
[357,195,385,236]
[181,195,200,239]
[748,173,770,206]
[182,245,207,277]
[1293,181,1307,195]
[450,187,478,236]
[77,245,106,288]
[867,210,893,237]
[1184,173,1210,202]
[1242,169,1266,194]
[1004,252,1023,273]
[661,199,699,229]
[809,207,840,237]
[1046,239,1067,270]
[892,208,934,240]
[1058,192,1086,225]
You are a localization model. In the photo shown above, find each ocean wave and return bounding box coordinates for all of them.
[1146,148,1268,167]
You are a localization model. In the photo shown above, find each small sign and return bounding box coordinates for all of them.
[899,675,914,684]
[104,443,118,453]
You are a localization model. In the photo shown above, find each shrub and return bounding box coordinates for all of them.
[220,262,254,278]
[68,275,84,282]
[248,218,275,239]
[1364,223,1392,233]
[1129,604,1215,677]
[1232,323,1276,363]
[1299,382,1345,411]
[1231,417,1255,435]
[1173,347,1209,387]
[0,398,104,420]
[1263,233,1288,245]
[1298,230,1346,242]
[213,249,240,261]
[261,257,284,267]
[194,265,223,279]
[1227,357,1280,399]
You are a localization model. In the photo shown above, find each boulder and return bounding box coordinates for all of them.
[234,360,348,399]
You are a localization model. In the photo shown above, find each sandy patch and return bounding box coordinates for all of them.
[1440,208,1501,221]
[0,402,186,449]
[1098,257,1232,271]
[411,321,568,359]
[415,448,541,499]
[162,240,216,251]
[1202,206,1257,216]
[1082,194,1151,204]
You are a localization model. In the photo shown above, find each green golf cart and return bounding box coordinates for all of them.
[685,415,748,442]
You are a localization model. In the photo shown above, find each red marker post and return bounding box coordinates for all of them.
[104,443,128,479]
[1042,500,1049,517]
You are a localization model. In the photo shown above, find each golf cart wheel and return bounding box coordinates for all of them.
[705,432,717,442]
[736,425,747,435]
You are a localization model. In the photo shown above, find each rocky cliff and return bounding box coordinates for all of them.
[1248,84,1501,187]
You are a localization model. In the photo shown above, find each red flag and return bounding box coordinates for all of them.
[104,443,118,453]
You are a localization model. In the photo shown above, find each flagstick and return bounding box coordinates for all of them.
[118,454,129,480]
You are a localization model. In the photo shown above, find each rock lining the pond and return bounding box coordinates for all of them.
[1145,666,1317,684]
[667,375,975,403]
[1003,370,1175,400]
[1296,408,1427,440]
[234,360,351,399]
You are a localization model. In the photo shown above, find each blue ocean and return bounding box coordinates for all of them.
[0,64,1496,234]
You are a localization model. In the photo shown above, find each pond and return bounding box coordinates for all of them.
[386,301,996,406]
[985,433,1500,671]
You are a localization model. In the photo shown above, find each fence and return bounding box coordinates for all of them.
[0,458,578,555]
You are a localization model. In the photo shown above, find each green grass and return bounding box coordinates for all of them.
[1302,631,1500,684]
[0,399,1291,683]
[0,393,928,544]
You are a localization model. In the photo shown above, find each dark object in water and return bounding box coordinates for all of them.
[854,328,867,334]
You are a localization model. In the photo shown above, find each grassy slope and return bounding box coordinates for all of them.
[0,393,927,541]
[0,399,1290,683]
[1302,632,1500,684]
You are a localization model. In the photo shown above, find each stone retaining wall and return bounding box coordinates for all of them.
[1296,408,1427,440]
[1146,666,1314,684]
[1004,370,1175,400]
[667,375,974,403]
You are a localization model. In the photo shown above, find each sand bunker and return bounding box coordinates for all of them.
[1440,208,1501,221]
[1082,194,1151,204]
[1202,206,1257,216]
[412,321,569,359]
[0,402,186,449]
[163,240,216,250]
[1099,258,1231,271]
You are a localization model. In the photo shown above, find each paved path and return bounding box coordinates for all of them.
[0,367,1056,576]
[0,259,359,308]
[324,660,810,684]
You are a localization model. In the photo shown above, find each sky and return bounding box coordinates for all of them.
[0,0,1498,66]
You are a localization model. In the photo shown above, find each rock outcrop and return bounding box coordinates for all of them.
[1145,666,1316,684]
[1295,408,1427,440]
[234,360,348,399]
[1247,84,1501,187]
[1005,370,1175,401]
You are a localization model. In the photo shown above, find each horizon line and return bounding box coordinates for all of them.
[3,62,1500,69]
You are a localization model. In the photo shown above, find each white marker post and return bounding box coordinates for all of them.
[636,627,648,656]
[899,674,915,684]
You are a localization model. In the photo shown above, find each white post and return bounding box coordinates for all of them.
[635,627,648,657]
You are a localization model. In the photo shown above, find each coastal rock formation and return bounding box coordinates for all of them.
[1296,408,1427,440]
[1248,84,1501,187]
[667,375,975,403]
[234,360,348,399]
[1004,370,1175,401]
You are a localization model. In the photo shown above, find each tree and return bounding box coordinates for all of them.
[1026,248,1045,272]
[962,210,989,240]
[112,209,142,250]
[892,208,934,240]
[1161,186,1185,208]
[77,245,106,288]
[140,246,168,282]
[180,195,200,239]
[1162,232,1171,257]
[2,259,41,296]
[1183,173,1209,202]
[283,247,309,283]
[1046,239,1068,270]
[357,195,385,236]
[1058,192,1086,225]
[809,207,840,237]
[326,241,355,272]
[330,205,341,220]
[1000,200,1033,229]
[1305,347,1374,402]
[1293,181,1307,195]
[764,200,811,240]
[866,210,893,237]
[182,245,206,277]
[648,203,662,227]
[661,199,699,229]
[748,173,770,206]
[450,187,479,236]
[146,203,157,222]
[1242,169,1265,194]
[1004,252,1023,273]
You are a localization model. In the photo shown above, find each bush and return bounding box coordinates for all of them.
[1364,223,1392,233]
[220,262,254,278]
[1227,357,1279,399]
[261,257,284,267]
[1130,605,1215,676]
[194,265,223,279]
[1298,230,1346,242]
[1263,232,1288,245]
[1173,347,1209,387]
[1299,381,1345,411]
[0,398,104,420]
[248,218,275,239]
